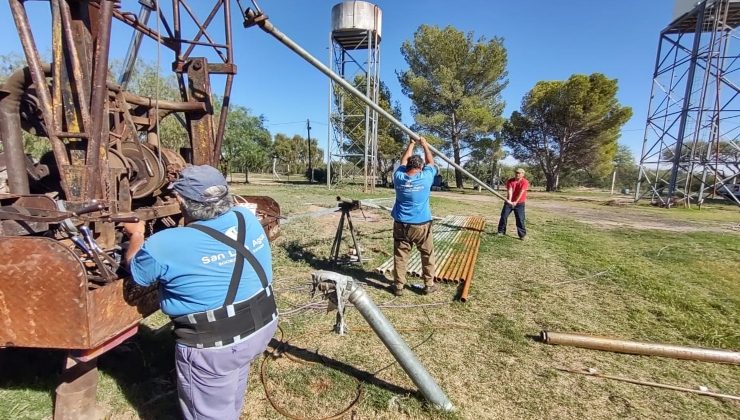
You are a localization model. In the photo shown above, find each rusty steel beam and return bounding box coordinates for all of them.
[9,0,70,169]
[121,91,206,112]
[180,0,225,61]
[58,0,92,136]
[541,331,740,364]
[105,6,174,50]
[185,58,215,166]
[52,0,63,135]
[86,0,115,198]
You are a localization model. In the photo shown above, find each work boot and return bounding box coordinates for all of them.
[392,285,405,296]
[423,284,439,295]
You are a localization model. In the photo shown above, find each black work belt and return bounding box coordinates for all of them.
[171,210,278,349]
[172,285,277,348]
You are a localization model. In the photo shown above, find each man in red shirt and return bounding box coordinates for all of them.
[497,168,529,240]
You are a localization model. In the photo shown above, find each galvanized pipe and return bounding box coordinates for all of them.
[246,10,507,202]
[346,279,455,411]
[541,331,740,364]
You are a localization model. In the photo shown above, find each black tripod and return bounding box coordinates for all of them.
[330,197,364,265]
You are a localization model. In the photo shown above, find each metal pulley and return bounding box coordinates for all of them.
[108,143,187,199]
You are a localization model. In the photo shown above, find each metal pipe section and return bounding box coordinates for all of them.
[0,67,33,193]
[245,10,507,202]
[541,331,740,364]
[347,283,454,411]
[118,2,153,90]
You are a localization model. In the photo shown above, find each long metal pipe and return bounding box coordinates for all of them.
[0,67,34,194]
[118,2,152,90]
[541,331,740,364]
[343,277,454,411]
[246,10,507,202]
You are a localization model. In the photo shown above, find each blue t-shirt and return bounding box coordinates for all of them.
[130,207,272,317]
[391,165,437,224]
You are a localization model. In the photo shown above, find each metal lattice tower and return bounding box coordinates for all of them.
[327,1,381,191]
[636,0,740,207]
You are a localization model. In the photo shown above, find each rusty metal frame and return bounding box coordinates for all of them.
[0,0,245,348]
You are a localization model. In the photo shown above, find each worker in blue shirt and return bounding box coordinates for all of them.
[123,165,277,420]
[391,136,438,296]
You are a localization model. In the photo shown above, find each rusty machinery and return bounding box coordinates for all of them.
[0,1,279,417]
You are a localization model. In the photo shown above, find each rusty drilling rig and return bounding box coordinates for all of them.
[0,0,279,417]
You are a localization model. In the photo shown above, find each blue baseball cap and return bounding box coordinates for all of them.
[171,165,229,203]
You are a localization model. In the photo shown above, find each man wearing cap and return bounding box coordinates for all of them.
[391,136,438,296]
[497,168,529,240]
[123,165,278,420]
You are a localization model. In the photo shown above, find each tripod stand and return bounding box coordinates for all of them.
[330,198,364,265]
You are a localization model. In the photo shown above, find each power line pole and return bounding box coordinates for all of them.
[307,119,314,182]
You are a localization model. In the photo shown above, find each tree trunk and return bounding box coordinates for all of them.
[545,172,557,191]
[452,136,463,188]
[244,166,250,184]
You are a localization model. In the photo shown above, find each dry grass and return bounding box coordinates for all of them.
[1,180,738,419]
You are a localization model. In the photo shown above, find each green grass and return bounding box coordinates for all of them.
[1,180,738,419]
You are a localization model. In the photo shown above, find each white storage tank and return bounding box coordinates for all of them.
[331,1,382,50]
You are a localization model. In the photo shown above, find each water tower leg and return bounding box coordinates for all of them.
[54,355,99,420]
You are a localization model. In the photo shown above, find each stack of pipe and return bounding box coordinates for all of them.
[377,215,485,301]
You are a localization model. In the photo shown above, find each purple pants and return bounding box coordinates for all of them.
[175,319,278,420]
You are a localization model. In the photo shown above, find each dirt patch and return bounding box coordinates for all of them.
[432,191,736,233]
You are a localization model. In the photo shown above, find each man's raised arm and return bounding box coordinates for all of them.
[418,136,434,166]
[400,140,415,166]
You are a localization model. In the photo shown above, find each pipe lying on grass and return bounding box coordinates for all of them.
[557,367,740,402]
[541,331,740,364]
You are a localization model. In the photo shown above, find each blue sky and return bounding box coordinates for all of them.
[0,0,675,161]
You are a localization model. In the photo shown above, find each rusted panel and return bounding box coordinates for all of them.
[0,235,160,349]
[236,195,281,241]
[87,280,158,347]
[0,237,89,348]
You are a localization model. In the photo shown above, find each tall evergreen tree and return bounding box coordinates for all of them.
[398,25,508,188]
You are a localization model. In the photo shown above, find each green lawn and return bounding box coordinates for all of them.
[1,181,738,419]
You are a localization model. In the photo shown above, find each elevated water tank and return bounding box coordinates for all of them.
[331,1,382,50]
[673,0,740,20]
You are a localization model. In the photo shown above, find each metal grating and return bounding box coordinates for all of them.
[376,215,486,301]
